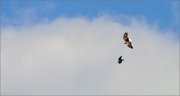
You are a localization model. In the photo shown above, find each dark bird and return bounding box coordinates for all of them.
[123,32,133,49]
[118,56,124,64]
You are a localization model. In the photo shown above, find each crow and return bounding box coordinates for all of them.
[118,56,124,64]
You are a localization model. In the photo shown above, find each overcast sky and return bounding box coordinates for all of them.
[1,0,179,95]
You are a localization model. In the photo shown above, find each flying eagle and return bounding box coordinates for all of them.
[123,32,133,49]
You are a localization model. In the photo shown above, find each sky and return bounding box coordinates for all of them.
[1,0,180,32]
[1,0,180,95]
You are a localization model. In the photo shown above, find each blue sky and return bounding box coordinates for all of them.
[1,0,179,95]
[1,0,180,32]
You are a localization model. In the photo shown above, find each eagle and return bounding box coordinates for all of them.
[123,32,133,49]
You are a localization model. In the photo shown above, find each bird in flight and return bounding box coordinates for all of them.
[118,56,124,64]
[123,32,133,49]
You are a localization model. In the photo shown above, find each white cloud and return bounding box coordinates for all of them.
[1,16,179,95]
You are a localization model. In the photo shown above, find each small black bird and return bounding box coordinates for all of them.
[118,56,124,64]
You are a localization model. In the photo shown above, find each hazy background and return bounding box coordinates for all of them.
[1,0,179,95]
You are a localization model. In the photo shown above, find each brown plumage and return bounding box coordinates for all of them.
[123,32,133,49]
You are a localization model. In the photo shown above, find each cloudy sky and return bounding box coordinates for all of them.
[1,0,179,95]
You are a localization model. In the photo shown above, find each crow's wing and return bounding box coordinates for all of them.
[118,56,122,60]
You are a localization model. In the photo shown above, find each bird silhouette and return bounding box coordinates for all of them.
[118,56,124,64]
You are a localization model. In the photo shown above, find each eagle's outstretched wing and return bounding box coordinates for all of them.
[123,32,129,43]
[127,42,133,49]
